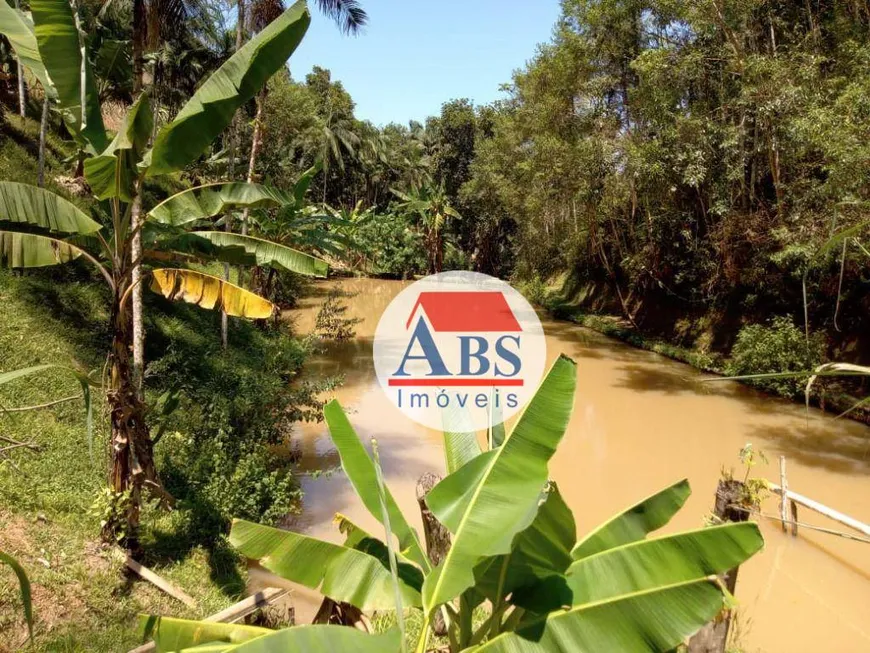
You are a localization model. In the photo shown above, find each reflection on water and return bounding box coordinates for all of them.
[255,278,870,652]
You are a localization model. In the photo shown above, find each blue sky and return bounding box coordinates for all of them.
[290,0,562,126]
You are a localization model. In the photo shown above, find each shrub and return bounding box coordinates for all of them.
[515,274,548,306]
[143,300,330,528]
[314,288,362,341]
[726,316,827,398]
[354,213,427,278]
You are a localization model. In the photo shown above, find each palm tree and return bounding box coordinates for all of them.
[241,0,368,216]
[316,109,361,203]
[393,182,461,273]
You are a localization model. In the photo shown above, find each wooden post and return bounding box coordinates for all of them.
[790,500,799,536]
[124,555,197,608]
[687,479,750,653]
[779,456,789,533]
[417,472,451,636]
[312,597,369,630]
[417,473,451,565]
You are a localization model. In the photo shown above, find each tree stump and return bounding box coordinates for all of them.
[312,597,368,631]
[417,472,451,636]
[687,478,750,653]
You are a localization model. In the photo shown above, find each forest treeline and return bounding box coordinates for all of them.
[3,0,870,354]
[263,0,870,363]
[456,0,870,355]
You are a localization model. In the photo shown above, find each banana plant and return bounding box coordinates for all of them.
[392,183,460,273]
[143,355,764,652]
[0,0,326,543]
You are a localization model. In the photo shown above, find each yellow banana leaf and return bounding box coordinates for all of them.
[149,269,275,319]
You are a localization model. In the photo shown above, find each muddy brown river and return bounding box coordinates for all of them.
[252,277,870,652]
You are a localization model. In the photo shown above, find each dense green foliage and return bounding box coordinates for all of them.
[450,0,870,355]
[2,0,863,648]
[726,316,826,398]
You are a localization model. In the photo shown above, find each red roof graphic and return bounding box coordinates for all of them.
[406,291,522,332]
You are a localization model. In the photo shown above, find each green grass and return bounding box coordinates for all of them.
[0,262,286,650]
[0,114,308,650]
[543,292,725,374]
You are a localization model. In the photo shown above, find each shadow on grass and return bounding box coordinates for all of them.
[5,265,112,369]
[3,266,318,596]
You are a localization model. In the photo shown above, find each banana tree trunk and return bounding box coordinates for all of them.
[103,282,157,548]
[37,97,48,187]
[237,89,265,289]
[14,0,25,117]
[130,0,147,379]
[131,189,145,396]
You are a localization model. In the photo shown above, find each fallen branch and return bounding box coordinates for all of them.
[0,442,40,455]
[124,555,197,608]
[0,435,40,453]
[740,506,870,544]
[1,394,83,413]
[768,483,870,538]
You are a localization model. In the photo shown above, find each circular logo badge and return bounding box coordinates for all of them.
[374,271,547,432]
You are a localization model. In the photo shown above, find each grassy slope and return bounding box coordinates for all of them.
[0,114,302,650]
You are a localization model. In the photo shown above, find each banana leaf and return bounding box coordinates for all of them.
[146,2,309,176]
[30,0,107,152]
[148,183,295,227]
[474,579,724,653]
[0,231,83,268]
[571,478,691,560]
[441,403,481,474]
[421,355,577,615]
[149,269,275,319]
[331,513,425,592]
[0,362,95,449]
[140,616,270,652]
[472,482,576,603]
[323,400,429,571]
[84,94,153,201]
[229,625,401,652]
[488,388,506,449]
[148,231,254,267]
[193,232,328,278]
[229,519,422,611]
[293,161,322,204]
[0,182,101,234]
[0,550,32,640]
[514,522,763,614]
[0,2,53,94]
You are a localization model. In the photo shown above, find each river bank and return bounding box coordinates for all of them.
[533,274,870,425]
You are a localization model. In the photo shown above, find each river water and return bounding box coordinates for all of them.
[255,277,870,652]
